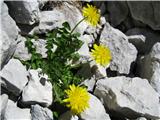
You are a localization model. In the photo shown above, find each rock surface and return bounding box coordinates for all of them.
[107,1,129,27]
[59,111,79,120]
[4,99,31,120]
[127,35,146,53]
[0,2,19,68]
[126,28,160,54]
[31,104,53,120]
[80,94,111,120]
[59,94,111,120]
[81,77,96,92]
[127,1,160,30]
[25,2,88,35]
[0,59,28,96]
[21,69,52,107]
[29,10,65,34]
[100,23,137,74]
[135,117,147,120]
[94,76,160,119]
[14,35,32,61]
[0,94,8,119]
[32,39,48,58]
[6,0,40,25]
[56,2,88,34]
[138,42,160,96]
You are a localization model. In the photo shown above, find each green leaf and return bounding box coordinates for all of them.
[62,22,71,30]
[20,21,84,113]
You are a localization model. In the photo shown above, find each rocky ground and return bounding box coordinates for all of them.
[0,1,160,120]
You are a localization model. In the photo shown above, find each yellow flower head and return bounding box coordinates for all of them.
[91,44,112,67]
[63,84,90,114]
[82,4,100,26]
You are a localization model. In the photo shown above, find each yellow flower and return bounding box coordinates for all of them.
[82,4,100,26]
[91,44,112,67]
[63,84,90,114]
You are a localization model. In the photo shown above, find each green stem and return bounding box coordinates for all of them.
[70,17,86,34]
[53,83,61,102]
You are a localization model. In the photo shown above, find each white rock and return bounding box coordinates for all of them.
[77,42,91,63]
[30,10,65,34]
[100,23,137,74]
[127,35,146,53]
[94,76,160,119]
[4,99,31,120]
[37,0,48,9]
[29,2,88,35]
[90,61,107,78]
[21,69,52,107]
[56,2,88,34]
[0,59,28,96]
[77,35,93,64]
[6,0,40,25]
[0,94,8,119]
[14,35,32,61]
[32,39,48,58]
[59,111,79,120]
[31,104,53,120]
[138,42,160,96]
[59,94,111,120]
[77,61,107,80]
[135,117,147,120]
[80,94,111,120]
[0,2,19,68]
[81,77,96,92]
[126,28,160,54]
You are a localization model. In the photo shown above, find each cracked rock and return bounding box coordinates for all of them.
[21,69,53,107]
[0,59,28,96]
[4,99,31,120]
[94,76,160,119]
[100,23,137,74]
[138,42,160,96]
[31,104,53,120]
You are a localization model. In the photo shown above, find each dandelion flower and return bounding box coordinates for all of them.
[63,84,90,114]
[82,4,100,26]
[91,44,112,67]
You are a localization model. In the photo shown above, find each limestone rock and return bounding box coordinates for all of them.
[14,35,32,61]
[54,2,88,34]
[127,1,160,30]
[0,2,19,68]
[0,94,8,119]
[59,111,79,120]
[29,10,65,34]
[4,99,31,120]
[127,35,146,53]
[126,28,160,54]
[138,42,160,96]
[21,69,52,107]
[6,0,40,25]
[77,41,91,64]
[94,76,160,119]
[107,1,129,27]
[135,117,147,120]
[81,77,96,92]
[27,2,88,35]
[80,94,111,120]
[31,104,53,120]
[32,39,48,58]
[100,23,137,74]
[59,94,111,120]
[0,59,28,96]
